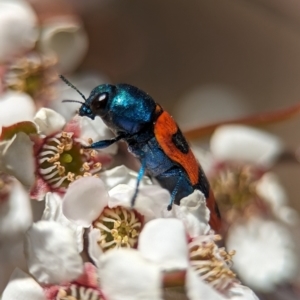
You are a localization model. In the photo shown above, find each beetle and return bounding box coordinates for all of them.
[61,75,221,231]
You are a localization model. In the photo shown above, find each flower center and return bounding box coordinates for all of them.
[93,206,144,251]
[4,52,57,100]
[56,284,103,300]
[211,164,260,213]
[189,234,237,292]
[37,131,101,192]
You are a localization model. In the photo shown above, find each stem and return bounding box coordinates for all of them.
[183,102,300,140]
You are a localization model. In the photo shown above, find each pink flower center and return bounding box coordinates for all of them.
[56,284,103,300]
[37,131,102,192]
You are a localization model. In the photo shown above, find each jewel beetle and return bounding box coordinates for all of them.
[61,76,221,231]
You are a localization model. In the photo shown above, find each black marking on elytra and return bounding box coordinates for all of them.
[172,128,189,154]
[193,167,210,198]
[215,203,221,219]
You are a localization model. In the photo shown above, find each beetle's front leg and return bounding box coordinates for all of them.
[82,134,125,149]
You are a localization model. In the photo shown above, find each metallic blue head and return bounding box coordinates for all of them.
[80,84,157,135]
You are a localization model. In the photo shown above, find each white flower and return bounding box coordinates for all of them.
[62,174,170,253]
[193,124,299,292]
[226,216,298,292]
[0,0,38,62]
[0,108,115,199]
[39,18,88,73]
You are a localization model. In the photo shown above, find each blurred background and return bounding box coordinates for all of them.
[2,0,300,298]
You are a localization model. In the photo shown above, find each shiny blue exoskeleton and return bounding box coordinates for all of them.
[61,76,221,230]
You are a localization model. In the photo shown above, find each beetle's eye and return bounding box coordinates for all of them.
[92,92,108,111]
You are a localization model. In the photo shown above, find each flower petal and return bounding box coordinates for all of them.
[62,177,109,227]
[256,172,299,225]
[42,192,83,252]
[228,284,259,300]
[25,220,83,284]
[108,184,170,221]
[98,248,163,300]
[34,108,66,136]
[226,217,297,291]
[0,132,35,189]
[138,218,189,271]
[170,190,210,237]
[2,268,45,300]
[39,18,88,73]
[0,0,38,62]
[210,125,283,167]
[185,268,226,300]
[88,228,103,265]
[0,178,32,241]
[0,91,35,128]
[100,165,152,190]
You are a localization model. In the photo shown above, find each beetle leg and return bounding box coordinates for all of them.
[82,134,124,149]
[131,157,146,207]
[167,171,183,211]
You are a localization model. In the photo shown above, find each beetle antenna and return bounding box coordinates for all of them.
[59,75,87,101]
[62,99,85,104]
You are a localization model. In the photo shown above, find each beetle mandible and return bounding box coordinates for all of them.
[61,76,221,231]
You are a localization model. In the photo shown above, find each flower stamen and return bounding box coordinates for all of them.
[93,206,144,251]
[189,235,238,292]
[36,131,102,193]
[56,284,103,300]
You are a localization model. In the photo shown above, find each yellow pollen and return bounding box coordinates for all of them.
[83,172,92,177]
[67,172,75,182]
[57,165,65,176]
[88,138,93,145]
[61,132,73,138]
[47,153,60,163]
[90,150,97,157]
[94,162,102,169]
[93,206,143,251]
[83,162,90,171]
[64,142,73,151]
[57,144,64,154]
